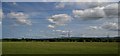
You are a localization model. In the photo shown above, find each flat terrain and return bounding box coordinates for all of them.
[2,42,118,54]
[0,42,2,55]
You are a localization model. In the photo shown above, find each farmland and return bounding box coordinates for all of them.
[2,42,118,54]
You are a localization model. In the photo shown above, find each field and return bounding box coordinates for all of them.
[2,42,118,54]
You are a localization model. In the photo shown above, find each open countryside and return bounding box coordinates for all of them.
[2,42,118,54]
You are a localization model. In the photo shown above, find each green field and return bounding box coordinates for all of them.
[2,42,118,54]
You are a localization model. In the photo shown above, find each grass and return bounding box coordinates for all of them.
[0,42,2,55]
[2,42,118,54]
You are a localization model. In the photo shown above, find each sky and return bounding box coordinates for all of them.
[1,0,119,38]
[1,0,120,2]
[0,2,2,39]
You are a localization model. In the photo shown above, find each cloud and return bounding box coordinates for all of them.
[104,3,118,17]
[55,0,114,9]
[73,3,118,20]
[7,12,32,25]
[101,22,118,31]
[53,29,70,33]
[1,0,118,2]
[48,14,72,28]
[56,3,65,8]
[88,26,101,30]
[0,9,3,25]
[53,30,62,32]
[12,2,17,5]
[73,7,105,20]
[0,9,3,20]
[48,25,55,28]
[58,0,116,2]
[88,22,119,31]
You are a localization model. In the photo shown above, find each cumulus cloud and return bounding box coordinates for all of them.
[88,22,119,31]
[48,14,72,28]
[58,0,116,2]
[73,3,118,20]
[0,9,3,25]
[73,7,105,20]
[2,0,118,2]
[55,0,114,9]
[101,22,118,31]
[7,12,32,25]
[0,9,3,20]
[104,3,118,17]
[48,25,55,28]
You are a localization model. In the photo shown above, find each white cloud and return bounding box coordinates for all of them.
[73,7,105,20]
[101,22,118,31]
[56,3,65,8]
[88,26,101,30]
[0,9,3,20]
[0,9,3,25]
[55,0,114,9]
[58,0,116,2]
[48,25,55,28]
[53,30,62,32]
[55,30,62,32]
[48,14,72,28]
[1,0,118,2]
[73,3,118,20]
[53,29,70,33]
[0,22,1,25]
[7,12,32,25]
[88,22,118,31]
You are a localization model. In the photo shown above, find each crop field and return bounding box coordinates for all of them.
[2,42,118,54]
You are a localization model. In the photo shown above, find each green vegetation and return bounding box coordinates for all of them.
[2,42,118,54]
[2,37,119,42]
[0,42,2,55]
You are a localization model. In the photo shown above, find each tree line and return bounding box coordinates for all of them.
[2,37,120,42]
